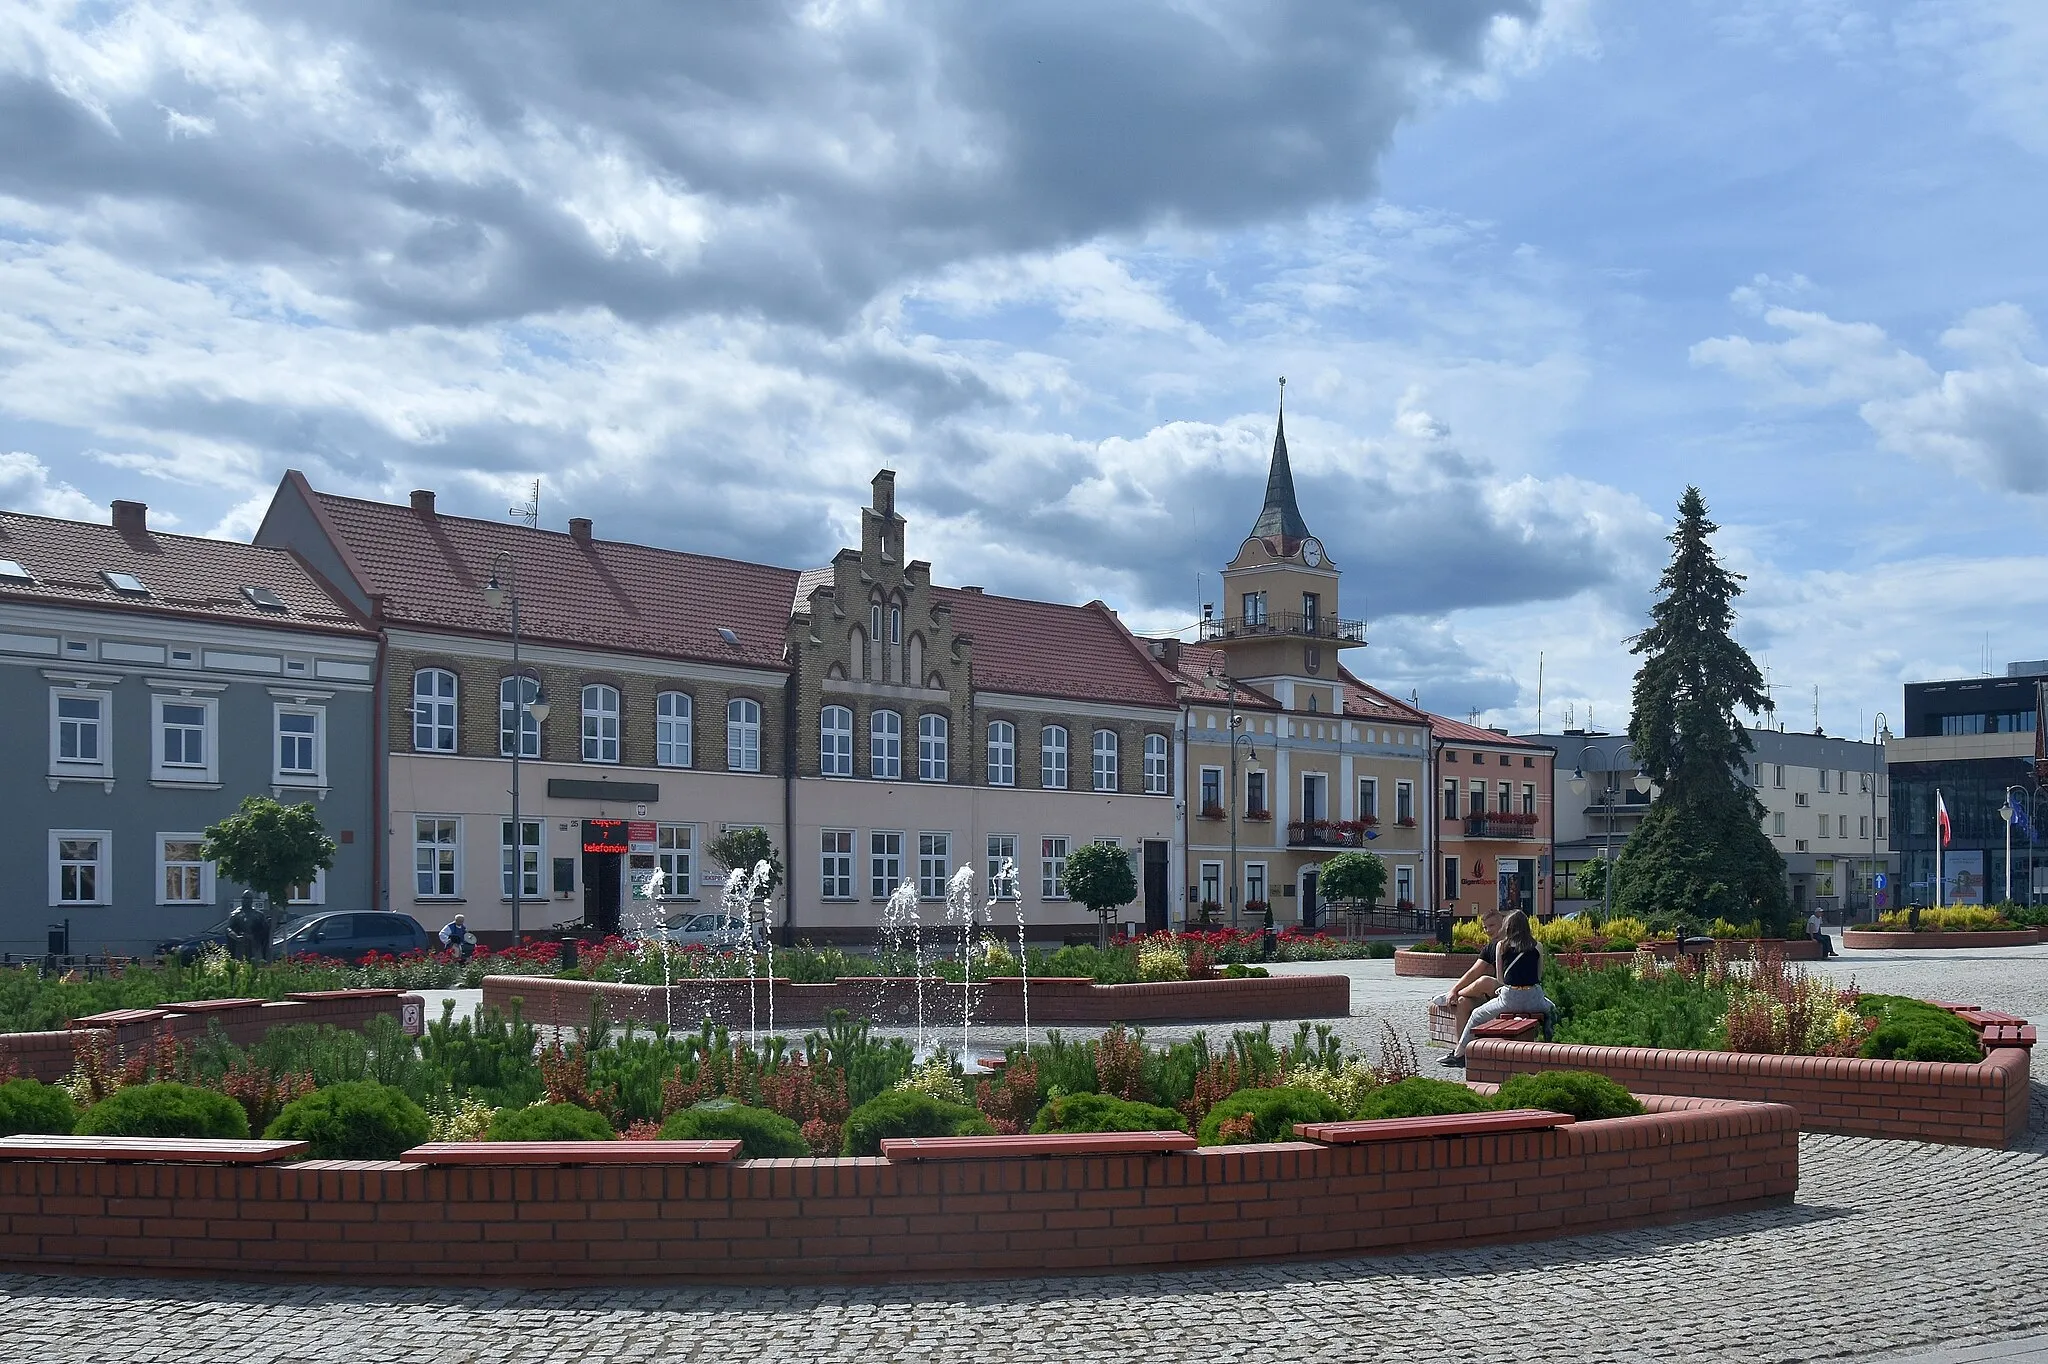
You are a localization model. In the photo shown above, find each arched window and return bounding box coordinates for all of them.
[918,713,948,782]
[581,684,620,763]
[413,669,456,752]
[821,705,853,777]
[871,709,902,780]
[1041,725,1068,790]
[986,720,1016,787]
[655,692,692,768]
[498,675,541,758]
[1144,733,1169,795]
[870,602,883,646]
[726,698,761,772]
[1092,729,1119,792]
[889,603,903,645]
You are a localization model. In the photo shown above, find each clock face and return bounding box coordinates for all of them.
[1303,538,1324,567]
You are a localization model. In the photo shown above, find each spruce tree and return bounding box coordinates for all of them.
[1611,488,1788,931]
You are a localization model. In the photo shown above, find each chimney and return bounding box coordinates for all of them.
[111,500,149,538]
[409,489,436,517]
[872,469,896,518]
[569,517,593,544]
[960,585,983,595]
[1160,638,1183,672]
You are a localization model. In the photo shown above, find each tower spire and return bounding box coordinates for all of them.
[1249,376,1310,546]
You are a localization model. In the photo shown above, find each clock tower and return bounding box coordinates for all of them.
[1201,383,1362,709]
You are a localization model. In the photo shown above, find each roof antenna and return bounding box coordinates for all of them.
[510,479,539,529]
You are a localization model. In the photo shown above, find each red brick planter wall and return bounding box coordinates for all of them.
[0,1099,1795,1284]
[484,974,1351,1030]
[1395,939,1819,979]
[1393,950,1476,978]
[1465,1039,2032,1148]
[0,992,424,1083]
[1840,929,2041,950]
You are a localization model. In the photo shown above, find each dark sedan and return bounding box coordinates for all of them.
[274,911,434,964]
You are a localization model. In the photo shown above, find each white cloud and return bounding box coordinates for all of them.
[1692,300,2048,494]
[0,451,101,520]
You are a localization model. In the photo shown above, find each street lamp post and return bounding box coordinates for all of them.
[483,554,549,945]
[1568,738,1650,921]
[1870,712,1887,922]
[2000,785,2027,906]
[1212,675,1259,930]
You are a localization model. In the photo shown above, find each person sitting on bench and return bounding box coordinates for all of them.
[1445,909,1550,1068]
[1435,905,1505,1053]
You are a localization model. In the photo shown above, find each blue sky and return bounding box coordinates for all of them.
[1,0,2043,737]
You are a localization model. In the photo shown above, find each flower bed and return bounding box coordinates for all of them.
[0,1094,1798,1283]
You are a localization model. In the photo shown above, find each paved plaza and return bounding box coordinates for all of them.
[3,942,2043,1364]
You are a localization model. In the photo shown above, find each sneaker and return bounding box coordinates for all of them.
[1441,1054,1466,1068]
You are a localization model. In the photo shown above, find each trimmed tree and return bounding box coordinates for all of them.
[202,796,336,912]
[706,826,784,899]
[1317,851,1387,907]
[1062,842,1138,947]
[1612,488,1789,933]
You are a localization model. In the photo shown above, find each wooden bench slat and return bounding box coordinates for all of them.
[0,1136,309,1164]
[881,1131,1196,1161]
[1296,1109,1575,1145]
[399,1140,742,1166]
[156,998,269,1014]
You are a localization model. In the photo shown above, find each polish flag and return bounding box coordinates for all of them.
[1936,792,1952,848]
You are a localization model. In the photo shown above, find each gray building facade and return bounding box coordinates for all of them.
[0,501,377,957]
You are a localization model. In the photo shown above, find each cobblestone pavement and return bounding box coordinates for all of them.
[0,944,2041,1364]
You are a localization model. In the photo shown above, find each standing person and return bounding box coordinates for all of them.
[1807,908,1836,958]
[439,913,474,963]
[1445,909,1551,1067]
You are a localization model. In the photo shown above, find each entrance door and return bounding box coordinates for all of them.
[1791,878,1807,918]
[1301,867,1320,931]
[1142,840,1169,932]
[583,851,623,937]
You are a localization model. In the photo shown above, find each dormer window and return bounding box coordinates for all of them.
[101,570,148,596]
[0,559,34,584]
[242,585,289,613]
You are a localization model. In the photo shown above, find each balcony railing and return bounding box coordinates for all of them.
[1199,611,1366,645]
[1464,814,1541,840]
[1287,818,1380,849]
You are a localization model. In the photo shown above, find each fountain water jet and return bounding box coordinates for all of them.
[881,882,926,1053]
[944,866,981,1066]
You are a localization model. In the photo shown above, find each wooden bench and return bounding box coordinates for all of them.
[1295,1109,1575,1144]
[1956,1009,2027,1028]
[880,1132,1196,1162]
[1978,1023,2036,1049]
[0,1136,309,1164]
[1470,1012,1549,1042]
[399,1140,742,1166]
[66,1008,167,1029]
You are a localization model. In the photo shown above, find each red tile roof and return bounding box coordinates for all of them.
[304,487,799,670]
[935,590,1179,709]
[0,509,366,636]
[1426,710,1550,750]
[1340,669,1430,725]
[1152,641,1283,709]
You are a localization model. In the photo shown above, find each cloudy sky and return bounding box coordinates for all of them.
[4,0,2045,736]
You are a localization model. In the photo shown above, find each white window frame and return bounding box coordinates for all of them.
[821,705,854,777]
[871,709,902,780]
[49,687,113,781]
[1091,729,1119,792]
[287,866,326,906]
[53,830,111,906]
[1244,861,1268,909]
[1302,771,1328,822]
[1876,817,1886,840]
[726,698,761,772]
[1819,769,1830,792]
[656,691,693,768]
[870,830,905,899]
[821,829,855,900]
[1199,861,1222,906]
[1396,780,1414,824]
[157,833,212,907]
[918,832,951,899]
[413,669,458,753]
[273,704,326,785]
[918,712,949,782]
[500,675,542,758]
[152,694,219,784]
[1358,777,1379,821]
[1246,769,1268,817]
[1143,733,1169,795]
[1200,766,1224,811]
[986,720,1016,787]
[1040,836,1069,900]
[656,823,695,900]
[1243,591,1266,625]
[581,684,621,764]
[986,834,1019,899]
[1522,782,1537,816]
[501,818,543,900]
[1041,725,1068,790]
[1772,812,1786,836]
[414,816,462,899]
[1395,864,1414,905]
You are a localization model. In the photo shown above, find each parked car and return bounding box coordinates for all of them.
[158,911,308,964]
[275,911,433,964]
[635,911,762,951]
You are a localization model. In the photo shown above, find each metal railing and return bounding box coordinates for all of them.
[1199,611,1366,644]
[1463,815,1542,839]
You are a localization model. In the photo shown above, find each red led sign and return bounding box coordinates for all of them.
[581,819,629,855]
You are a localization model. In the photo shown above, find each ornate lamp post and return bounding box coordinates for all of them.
[1869,712,1887,921]
[483,554,549,944]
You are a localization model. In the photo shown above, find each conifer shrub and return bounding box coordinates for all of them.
[1029,1092,1186,1134]
[1856,996,1982,1063]
[659,1100,809,1158]
[73,1082,249,1139]
[1352,1076,1491,1121]
[264,1081,432,1159]
[1194,1086,1343,1145]
[1492,1070,1645,1122]
[485,1101,616,1142]
[0,1078,77,1136]
[840,1091,994,1156]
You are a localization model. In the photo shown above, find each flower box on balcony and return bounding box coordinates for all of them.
[1198,803,1226,820]
[1245,810,1272,823]
[1396,817,1417,828]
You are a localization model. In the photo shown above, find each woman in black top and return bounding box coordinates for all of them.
[1446,909,1550,1066]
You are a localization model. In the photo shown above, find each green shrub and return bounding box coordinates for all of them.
[840,1091,995,1156]
[1548,964,1726,1050]
[1195,1086,1343,1145]
[1220,963,1270,979]
[0,1078,77,1136]
[1030,1092,1186,1134]
[486,1102,616,1142]
[659,1100,808,1158]
[1363,941,1396,960]
[264,1081,431,1159]
[74,1082,249,1139]
[1042,945,1138,985]
[1492,1071,1645,1122]
[1353,1077,1491,1120]
[1857,995,1982,1063]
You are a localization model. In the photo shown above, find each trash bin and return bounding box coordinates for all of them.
[558,935,579,971]
[1433,912,1453,947]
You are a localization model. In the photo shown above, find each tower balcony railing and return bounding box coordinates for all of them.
[1464,813,1542,840]
[1199,611,1366,645]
